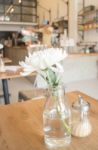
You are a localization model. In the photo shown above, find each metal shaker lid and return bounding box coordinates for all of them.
[72,95,90,112]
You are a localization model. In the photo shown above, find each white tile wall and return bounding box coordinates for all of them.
[65,78,98,99]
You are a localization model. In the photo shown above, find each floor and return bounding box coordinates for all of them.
[0,77,98,104]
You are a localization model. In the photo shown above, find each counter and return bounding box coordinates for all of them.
[4,47,98,85]
[69,52,98,57]
[62,52,98,84]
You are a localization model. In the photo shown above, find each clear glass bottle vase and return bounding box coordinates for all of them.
[43,85,71,148]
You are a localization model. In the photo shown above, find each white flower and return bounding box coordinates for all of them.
[19,48,67,86]
[20,48,67,72]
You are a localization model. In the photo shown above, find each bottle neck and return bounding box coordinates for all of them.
[50,85,64,95]
[49,85,65,104]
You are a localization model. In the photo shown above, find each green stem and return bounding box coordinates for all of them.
[54,96,71,135]
[58,110,71,135]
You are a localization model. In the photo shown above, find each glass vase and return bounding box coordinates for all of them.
[43,85,71,148]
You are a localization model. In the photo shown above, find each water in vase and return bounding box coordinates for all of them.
[43,109,71,147]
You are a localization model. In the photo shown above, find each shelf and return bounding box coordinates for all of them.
[0,21,38,31]
[80,20,97,25]
[79,26,98,31]
[78,8,98,32]
[79,9,97,16]
[0,21,37,26]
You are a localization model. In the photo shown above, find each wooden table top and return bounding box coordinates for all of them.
[68,52,98,58]
[0,91,97,150]
[0,66,36,79]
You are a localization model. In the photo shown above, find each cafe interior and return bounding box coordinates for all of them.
[0,0,98,150]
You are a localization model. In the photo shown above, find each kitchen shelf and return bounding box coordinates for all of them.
[79,9,96,16]
[0,21,37,26]
[78,9,98,31]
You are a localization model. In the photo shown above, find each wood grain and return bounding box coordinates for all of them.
[0,91,97,150]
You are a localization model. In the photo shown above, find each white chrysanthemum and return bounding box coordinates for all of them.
[20,48,68,86]
[19,48,67,76]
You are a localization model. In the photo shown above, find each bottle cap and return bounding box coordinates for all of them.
[72,95,90,112]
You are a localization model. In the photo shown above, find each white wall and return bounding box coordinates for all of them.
[38,0,67,24]
[62,55,98,84]
[38,0,79,50]
[38,0,98,43]
[68,0,78,45]
[84,30,98,42]
[85,0,98,7]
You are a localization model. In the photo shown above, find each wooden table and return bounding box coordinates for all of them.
[0,66,36,104]
[0,91,97,150]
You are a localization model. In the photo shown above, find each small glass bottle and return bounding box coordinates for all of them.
[43,85,71,148]
[72,95,92,137]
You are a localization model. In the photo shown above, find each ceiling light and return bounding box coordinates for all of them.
[19,0,22,3]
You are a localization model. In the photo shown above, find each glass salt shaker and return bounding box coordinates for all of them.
[72,95,92,137]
